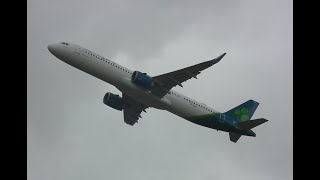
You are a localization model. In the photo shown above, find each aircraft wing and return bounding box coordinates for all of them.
[151,53,226,97]
[122,94,148,125]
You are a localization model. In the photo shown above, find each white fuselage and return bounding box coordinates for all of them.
[48,43,219,121]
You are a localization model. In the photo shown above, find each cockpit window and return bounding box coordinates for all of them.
[61,42,69,45]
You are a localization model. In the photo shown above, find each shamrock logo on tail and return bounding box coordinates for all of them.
[234,108,250,122]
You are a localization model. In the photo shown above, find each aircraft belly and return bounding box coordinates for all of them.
[166,95,204,120]
[77,56,119,85]
[117,77,172,110]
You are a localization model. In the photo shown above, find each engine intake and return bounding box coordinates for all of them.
[131,71,154,89]
[103,92,123,111]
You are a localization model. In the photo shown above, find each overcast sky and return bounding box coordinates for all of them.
[28,0,292,180]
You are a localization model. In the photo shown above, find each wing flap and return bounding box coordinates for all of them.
[122,94,148,126]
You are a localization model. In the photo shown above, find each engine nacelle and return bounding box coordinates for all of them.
[103,92,123,111]
[131,71,155,89]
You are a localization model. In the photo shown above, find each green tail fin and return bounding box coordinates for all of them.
[224,100,259,122]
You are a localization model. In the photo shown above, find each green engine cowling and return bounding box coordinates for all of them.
[103,92,123,111]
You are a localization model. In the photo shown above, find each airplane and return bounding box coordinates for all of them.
[47,42,268,143]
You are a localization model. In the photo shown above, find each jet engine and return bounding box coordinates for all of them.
[131,71,155,89]
[103,92,123,111]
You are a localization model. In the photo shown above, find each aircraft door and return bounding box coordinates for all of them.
[74,45,81,55]
[74,45,85,66]
[219,113,225,123]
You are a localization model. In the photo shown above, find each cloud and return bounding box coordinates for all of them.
[28,0,292,180]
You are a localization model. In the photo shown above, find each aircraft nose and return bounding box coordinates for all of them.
[47,44,56,54]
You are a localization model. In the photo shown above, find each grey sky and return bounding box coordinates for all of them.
[28,0,292,180]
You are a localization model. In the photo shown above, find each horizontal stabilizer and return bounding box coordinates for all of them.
[229,133,242,143]
[235,118,268,129]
